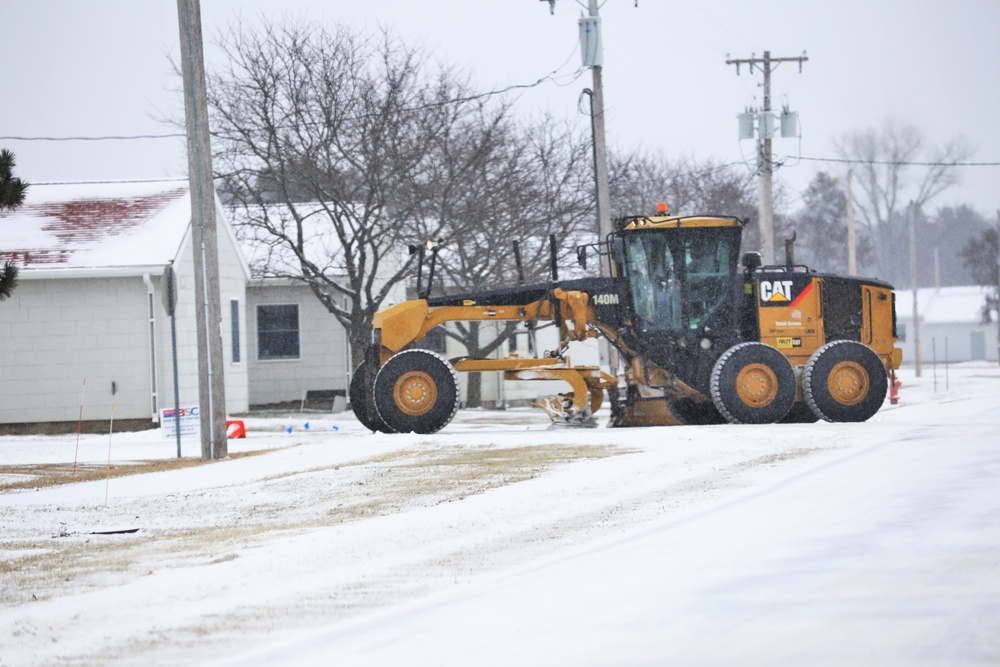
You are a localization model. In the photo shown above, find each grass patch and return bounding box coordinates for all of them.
[1,442,630,606]
[0,449,273,493]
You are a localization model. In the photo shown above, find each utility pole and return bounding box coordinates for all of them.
[726,51,807,265]
[580,0,617,394]
[540,0,614,268]
[585,0,613,267]
[846,170,857,276]
[176,0,228,460]
[541,0,621,390]
[908,201,922,377]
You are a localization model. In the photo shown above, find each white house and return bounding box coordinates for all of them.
[0,180,250,433]
[894,286,998,364]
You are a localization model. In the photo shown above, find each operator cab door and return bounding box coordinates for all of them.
[623,231,682,332]
[683,233,738,332]
[621,228,741,335]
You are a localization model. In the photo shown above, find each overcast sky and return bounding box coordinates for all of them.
[2,0,997,218]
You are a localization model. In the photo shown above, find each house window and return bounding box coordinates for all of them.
[257,304,300,360]
[231,299,241,363]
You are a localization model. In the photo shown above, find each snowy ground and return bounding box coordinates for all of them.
[1,363,998,666]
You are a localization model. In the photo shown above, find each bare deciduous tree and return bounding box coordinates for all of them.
[419,118,596,405]
[834,118,973,284]
[209,21,482,366]
[206,20,599,406]
[609,152,760,247]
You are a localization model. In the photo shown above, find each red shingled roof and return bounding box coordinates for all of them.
[0,181,192,271]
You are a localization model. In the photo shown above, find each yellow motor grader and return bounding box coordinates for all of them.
[350,211,902,433]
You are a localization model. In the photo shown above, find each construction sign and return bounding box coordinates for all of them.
[160,406,200,438]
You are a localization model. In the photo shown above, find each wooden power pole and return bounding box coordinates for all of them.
[176,0,228,460]
[580,0,620,398]
[908,201,922,377]
[846,170,857,276]
[584,0,613,267]
[726,51,807,265]
[540,0,632,417]
[540,0,614,265]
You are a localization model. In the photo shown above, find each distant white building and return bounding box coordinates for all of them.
[894,286,998,364]
[0,181,250,433]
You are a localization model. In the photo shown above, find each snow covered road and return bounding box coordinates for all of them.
[238,419,999,667]
[1,364,998,666]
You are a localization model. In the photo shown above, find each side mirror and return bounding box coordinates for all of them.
[576,245,588,270]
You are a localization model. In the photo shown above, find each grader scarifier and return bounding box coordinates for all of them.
[350,212,902,434]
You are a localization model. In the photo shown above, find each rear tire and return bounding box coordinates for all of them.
[803,340,887,423]
[710,342,796,424]
[374,350,460,434]
[350,362,395,433]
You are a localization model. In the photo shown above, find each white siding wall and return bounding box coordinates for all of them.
[0,277,154,423]
[159,213,250,417]
[245,283,349,406]
[217,212,250,413]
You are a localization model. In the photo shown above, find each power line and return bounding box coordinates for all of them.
[30,177,188,186]
[684,0,757,52]
[780,155,1000,168]
[0,133,185,142]
[0,63,585,145]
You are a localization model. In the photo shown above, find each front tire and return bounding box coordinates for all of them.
[374,350,460,434]
[710,342,796,424]
[803,340,888,423]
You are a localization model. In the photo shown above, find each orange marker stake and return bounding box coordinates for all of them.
[73,378,86,474]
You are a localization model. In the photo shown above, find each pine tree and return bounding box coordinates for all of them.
[1,148,29,301]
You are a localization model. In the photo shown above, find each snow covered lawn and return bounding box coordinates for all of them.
[1,363,998,666]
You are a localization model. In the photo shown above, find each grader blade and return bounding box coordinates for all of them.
[532,394,598,428]
[509,365,614,428]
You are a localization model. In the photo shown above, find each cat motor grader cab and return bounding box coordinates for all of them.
[350,210,902,433]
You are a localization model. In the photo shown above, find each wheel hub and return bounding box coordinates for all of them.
[827,360,869,406]
[735,363,779,408]
[393,370,438,416]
